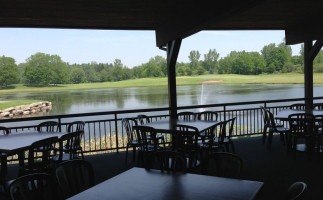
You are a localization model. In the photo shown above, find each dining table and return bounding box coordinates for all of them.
[0,131,65,184]
[275,109,323,121]
[143,118,220,134]
[67,167,264,200]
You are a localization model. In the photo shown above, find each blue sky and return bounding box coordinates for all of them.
[0,28,301,68]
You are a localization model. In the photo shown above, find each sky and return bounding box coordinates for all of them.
[0,28,301,68]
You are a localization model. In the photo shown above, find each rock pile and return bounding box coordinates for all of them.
[0,101,52,118]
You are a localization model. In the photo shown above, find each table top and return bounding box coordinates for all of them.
[144,119,220,133]
[0,131,65,153]
[275,109,323,121]
[68,167,263,200]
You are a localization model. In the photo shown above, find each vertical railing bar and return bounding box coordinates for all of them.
[114,113,119,153]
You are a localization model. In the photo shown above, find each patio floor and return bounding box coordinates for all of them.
[5,134,323,200]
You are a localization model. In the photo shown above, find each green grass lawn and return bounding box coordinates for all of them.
[0,100,40,110]
[0,73,322,94]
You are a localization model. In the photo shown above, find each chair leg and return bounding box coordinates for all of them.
[132,146,137,162]
[125,145,129,165]
[262,126,268,144]
[280,132,285,145]
[230,141,236,154]
[267,130,273,150]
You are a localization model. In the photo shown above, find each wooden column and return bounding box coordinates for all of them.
[166,39,182,119]
[304,39,323,110]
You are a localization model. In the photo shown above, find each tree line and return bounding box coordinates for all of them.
[1,39,323,87]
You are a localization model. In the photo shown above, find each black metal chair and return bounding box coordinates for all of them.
[67,121,85,132]
[8,173,58,200]
[265,109,290,150]
[55,159,95,199]
[137,114,166,149]
[122,118,141,164]
[67,121,85,159]
[197,111,218,142]
[53,131,84,162]
[173,124,200,170]
[19,137,58,176]
[0,126,10,186]
[133,125,164,167]
[213,117,236,153]
[177,111,196,121]
[37,121,59,132]
[146,150,186,172]
[288,113,315,159]
[314,103,323,110]
[285,182,307,200]
[290,103,306,110]
[0,126,9,135]
[203,152,243,179]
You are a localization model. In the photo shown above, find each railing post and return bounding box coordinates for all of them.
[264,102,267,108]
[223,105,226,121]
[114,113,119,154]
[58,117,62,132]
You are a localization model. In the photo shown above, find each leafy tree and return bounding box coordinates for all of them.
[203,49,219,73]
[24,53,68,86]
[70,68,86,83]
[188,50,201,71]
[0,56,19,87]
[261,44,289,73]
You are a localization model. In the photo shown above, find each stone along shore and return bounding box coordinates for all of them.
[0,101,52,118]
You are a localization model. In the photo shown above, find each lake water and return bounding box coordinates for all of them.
[1,84,323,116]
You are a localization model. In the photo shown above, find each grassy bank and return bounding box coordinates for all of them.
[0,73,322,96]
[0,100,40,110]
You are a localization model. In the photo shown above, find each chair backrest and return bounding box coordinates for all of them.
[204,152,243,178]
[0,126,10,135]
[266,109,281,130]
[197,111,218,121]
[314,103,323,110]
[288,113,315,136]
[146,150,186,172]
[260,106,270,126]
[177,111,196,120]
[57,131,83,161]
[290,103,305,110]
[9,173,57,200]
[55,159,95,199]
[67,121,85,133]
[137,114,151,125]
[133,125,157,151]
[20,137,58,176]
[173,124,199,151]
[286,182,307,200]
[37,121,59,132]
[122,118,138,142]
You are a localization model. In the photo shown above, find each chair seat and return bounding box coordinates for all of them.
[274,127,290,132]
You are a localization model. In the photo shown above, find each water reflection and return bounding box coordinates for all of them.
[0,84,318,116]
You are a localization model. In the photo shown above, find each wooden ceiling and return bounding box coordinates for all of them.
[1,0,323,46]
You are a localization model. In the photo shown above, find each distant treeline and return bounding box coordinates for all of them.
[1,39,323,87]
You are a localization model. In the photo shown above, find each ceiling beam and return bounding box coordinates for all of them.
[155,0,263,47]
[285,26,323,45]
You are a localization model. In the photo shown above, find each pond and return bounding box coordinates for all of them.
[1,84,322,116]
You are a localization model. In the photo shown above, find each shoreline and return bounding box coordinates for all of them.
[0,101,52,119]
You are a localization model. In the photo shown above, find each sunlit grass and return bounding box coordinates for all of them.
[0,73,322,96]
[0,100,40,110]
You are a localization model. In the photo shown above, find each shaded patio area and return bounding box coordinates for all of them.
[5,134,323,200]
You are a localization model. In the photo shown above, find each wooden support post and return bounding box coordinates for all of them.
[304,41,313,110]
[304,40,323,110]
[166,39,182,119]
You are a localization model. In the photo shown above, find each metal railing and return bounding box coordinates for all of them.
[1,97,323,157]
